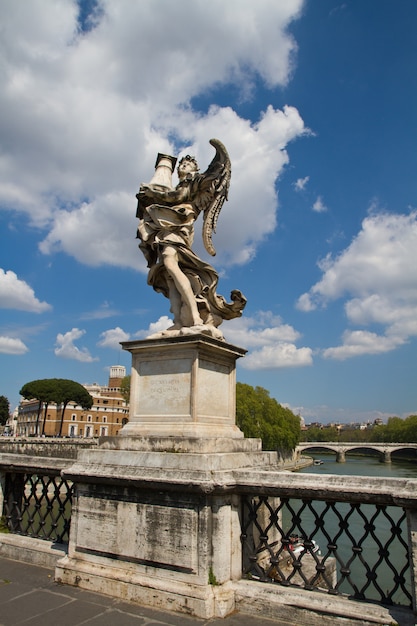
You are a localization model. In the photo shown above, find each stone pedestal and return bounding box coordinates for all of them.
[55,335,279,618]
[119,334,246,440]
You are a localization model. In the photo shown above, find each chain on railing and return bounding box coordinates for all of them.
[3,471,73,544]
[241,495,412,609]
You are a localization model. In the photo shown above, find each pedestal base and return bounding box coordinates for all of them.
[56,557,236,618]
[57,441,281,618]
[57,444,262,618]
[55,335,279,618]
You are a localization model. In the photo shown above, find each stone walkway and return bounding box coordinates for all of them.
[0,556,290,626]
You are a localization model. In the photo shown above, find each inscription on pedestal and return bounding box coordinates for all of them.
[75,489,199,574]
[136,358,192,417]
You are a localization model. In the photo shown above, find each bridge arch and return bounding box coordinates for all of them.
[343,445,385,462]
[297,442,417,464]
[298,444,344,462]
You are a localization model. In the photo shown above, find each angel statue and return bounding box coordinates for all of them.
[136,138,246,340]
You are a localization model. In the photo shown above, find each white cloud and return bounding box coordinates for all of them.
[322,330,405,360]
[292,404,397,425]
[54,328,98,362]
[294,175,309,191]
[223,311,313,369]
[39,192,140,269]
[312,195,328,213]
[243,343,313,369]
[0,1,307,271]
[80,301,120,320]
[135,316,172,339]
[296,292,316,312]
[0,269,51,313]
[297,211,417,358]
[0,336,29,355]
[98,326,130,349]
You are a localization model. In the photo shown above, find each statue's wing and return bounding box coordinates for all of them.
[199,139,231,257]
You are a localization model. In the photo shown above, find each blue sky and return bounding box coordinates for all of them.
[0,0,416,423]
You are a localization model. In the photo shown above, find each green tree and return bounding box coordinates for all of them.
[301,426,338,442]
[236,383,300,452]
[120,375,131,404]
[0,395,10,426]
[402,415,417,443]
[54,379,93,437]
[19,379,93,436]
[20,379,57,435]
[377,416,404,442]
[338,428,369,443]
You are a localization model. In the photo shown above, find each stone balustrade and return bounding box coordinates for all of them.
[1,444,416,625]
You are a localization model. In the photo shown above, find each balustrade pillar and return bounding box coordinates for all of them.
[0,470,4,514]
[406,508,417,612]
[4,472,25,531]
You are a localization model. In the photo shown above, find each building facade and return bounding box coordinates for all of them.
[17,366,129,438]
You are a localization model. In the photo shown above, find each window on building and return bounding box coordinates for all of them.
[88,415,92,422]
[72,414,76,421]
[103,416,107,423]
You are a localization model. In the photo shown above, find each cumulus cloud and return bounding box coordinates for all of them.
[0,336,29,355]
[294,175,309,191]
[223,311,313,369]
[39,192,140,269]
[322,330,406,360]
[312,195,328,213]
[55,328,98,362]
[135,316,172,339]
[98,326,131,349]
[297,211,417,359]
[0,269,51,313]
[0,1,307,271]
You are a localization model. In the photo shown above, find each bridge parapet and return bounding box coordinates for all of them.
[297,441,417,463]
[1,449,417,625]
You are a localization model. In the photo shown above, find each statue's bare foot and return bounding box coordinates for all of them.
[166,323,182,331]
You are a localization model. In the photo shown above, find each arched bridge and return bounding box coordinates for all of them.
[296,441,417,463]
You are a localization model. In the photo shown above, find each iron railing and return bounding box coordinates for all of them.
[241,494,412,608]
[3,471,73,544]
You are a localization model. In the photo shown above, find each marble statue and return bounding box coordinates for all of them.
[136,139,246,340]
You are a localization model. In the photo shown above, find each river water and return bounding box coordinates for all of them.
[294,453,417,606]
[298,451,417,479]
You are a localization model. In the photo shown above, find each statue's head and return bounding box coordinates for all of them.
[177,154,199,180]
